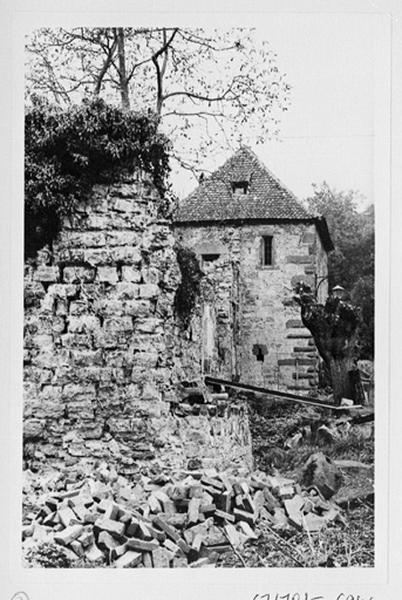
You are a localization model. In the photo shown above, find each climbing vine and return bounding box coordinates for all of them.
[25,96,171,259]
[174,245,204,328]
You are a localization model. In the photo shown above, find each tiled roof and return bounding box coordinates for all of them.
[174,146,313,223]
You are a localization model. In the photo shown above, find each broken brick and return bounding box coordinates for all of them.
[94,517,125,537]
[152,546,170,568]
[113,550,142,568]
[127,538,160,552]
[54,524,84,546]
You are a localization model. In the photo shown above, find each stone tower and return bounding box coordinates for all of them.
[174,146,333,392]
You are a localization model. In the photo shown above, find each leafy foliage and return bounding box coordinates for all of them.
[24,542,72,568]
[174,245,204,328]
[25,96,171,259]
[306,182,374,359]
[24,542,106,568]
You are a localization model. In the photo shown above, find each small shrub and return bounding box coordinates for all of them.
[25,542,71,568]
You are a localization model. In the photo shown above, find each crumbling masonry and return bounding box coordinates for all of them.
[23,174,252,473]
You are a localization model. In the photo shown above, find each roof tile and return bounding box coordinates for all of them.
[174,146,313,223]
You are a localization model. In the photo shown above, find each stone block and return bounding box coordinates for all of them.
[23,419,46,439]
[121,266,142,283]
[141,267,161,284]
[96,266,118,284]
[85,543,105,562]
[299,452,344,499]
[84,214,109,229]
[107,418,133,434]
[113,198,134,212]
[136,318,163,334]
[66,232,106,248]
[84,248,113,265]
[138,284,160,299]
[142,384,162,402]
[132,352,158,369]
[54,524,84,546]
[278,358,296,366]
[113,550,142,568]
[69,349,103,367]
[63,266,96,284]
[124,300,152,317]
[286,255,313,264]
[66,400,95,419]
[33,266,60,283]
[103,317,133,333]
[68,316,100,333]
[111,247,142,264]
[286,319,304,328]
[94,517,126,537]
[301,232,316,244]
[106,231,139,246]
[62,383,96,400]
[47,283,78,299]
[114,283,140,300]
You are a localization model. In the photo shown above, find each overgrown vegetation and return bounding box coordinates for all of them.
[306,183,374,359]
[239,394,374,568]
[24,542,105,568]
[25,96,171,259]
[174,245,204,328]
[247,396,374,473]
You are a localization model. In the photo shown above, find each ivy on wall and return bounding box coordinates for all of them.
[25,96,171,259]
[174,245,204,329]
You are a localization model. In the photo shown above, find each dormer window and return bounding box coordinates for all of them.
[231,181,249,195]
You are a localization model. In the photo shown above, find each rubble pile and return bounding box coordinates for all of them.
[22,457,345,568]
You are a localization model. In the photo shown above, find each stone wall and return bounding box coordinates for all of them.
[175,221,328,392]
[23,174,252,474]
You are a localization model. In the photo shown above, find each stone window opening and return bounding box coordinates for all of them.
[231,181,249,195]
[261,235,273,266]
[202,253,220,264]
[252,344,268,363]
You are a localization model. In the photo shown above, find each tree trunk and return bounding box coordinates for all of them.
[115,28,130,110]
[328,357,354,404]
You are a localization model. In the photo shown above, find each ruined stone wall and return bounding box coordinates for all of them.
[175,222,328,392]
[23,175,252,474]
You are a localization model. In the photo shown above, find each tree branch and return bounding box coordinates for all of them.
[152,27,178,114]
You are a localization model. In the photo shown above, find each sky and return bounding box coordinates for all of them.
[171,13,383,209]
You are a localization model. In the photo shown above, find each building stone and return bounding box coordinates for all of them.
[174,146,333,391]
[23,173,251,473]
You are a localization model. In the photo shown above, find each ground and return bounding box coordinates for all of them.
[22,392,374,569]
[218,393,374,567]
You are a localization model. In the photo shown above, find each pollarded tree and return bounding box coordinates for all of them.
[25,27,290,175]
[294,284,364,405]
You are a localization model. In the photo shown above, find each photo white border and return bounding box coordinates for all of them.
[1,1,400,598]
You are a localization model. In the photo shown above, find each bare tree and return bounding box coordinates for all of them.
[25,27,290,174]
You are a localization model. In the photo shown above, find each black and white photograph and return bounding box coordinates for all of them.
[0,3,394,595]
[20,15,381,572]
